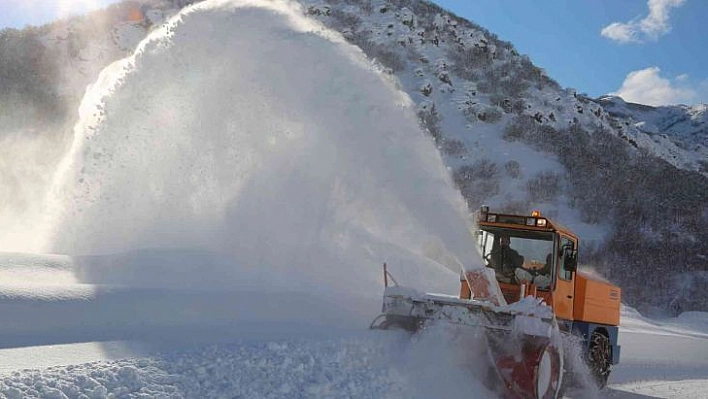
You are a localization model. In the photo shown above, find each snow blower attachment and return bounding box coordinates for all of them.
[371,208,623,398]
[371,263,564,399]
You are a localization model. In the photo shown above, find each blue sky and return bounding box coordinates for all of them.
[0,1,119,30]
[1,0,706,106]
[434,0,708,106]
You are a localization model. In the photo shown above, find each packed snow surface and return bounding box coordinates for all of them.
[1,258,707,399]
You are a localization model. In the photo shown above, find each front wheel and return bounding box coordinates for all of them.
[370,315,421,333]
[536,343,563,399]
[489,337,563,399]
[588,332,611,388]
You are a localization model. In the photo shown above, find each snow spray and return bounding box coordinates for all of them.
[34,0,479,298]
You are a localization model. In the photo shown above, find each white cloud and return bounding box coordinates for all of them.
[6,0,112,21]
[601,0,686,44]
[698,80,708,105]
[601,22,640,43]
[612,67,697,106]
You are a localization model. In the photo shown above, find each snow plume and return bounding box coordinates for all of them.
[37,0,480,305]
[0,131,64,253]
[385,324,497,398]
[601,0,686,44]
[558,334,602,399]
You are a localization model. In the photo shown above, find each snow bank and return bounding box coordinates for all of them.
[676,311,708,331]
[0,335,495,398]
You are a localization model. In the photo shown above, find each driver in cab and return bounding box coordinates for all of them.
[488,235,524,283]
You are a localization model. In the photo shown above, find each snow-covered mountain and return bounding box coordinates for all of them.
[294,0,708,313]
[596,95,708,175]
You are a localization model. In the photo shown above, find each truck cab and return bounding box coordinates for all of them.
[465,207,622,386]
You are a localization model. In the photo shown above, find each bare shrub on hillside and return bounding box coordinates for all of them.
[527,171,561,203]
[498,74,530,98]
[329,9,363,30]
[447,46,493,80]
[510,55,561,91]
[463,104,502,124]
[349,35,406,72]
[482,59,531,98]
[476,80,492,93]
[442,138,466,157]
[478,106,502,123]
[525,124,561,153]
[504,160,522,178]
[503,115,537,142]
[489,93,506,109]
[700,160,708,174]
[512,98,526,114]
[407,0,445,18]
[453,159,500,208]
[417,103,442,143]
[357,0,374,14]
[539,73,561,90]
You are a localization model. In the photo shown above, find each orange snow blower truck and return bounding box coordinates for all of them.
[371,208,621,398]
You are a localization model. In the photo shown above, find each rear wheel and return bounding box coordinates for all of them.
[588,332,611,388]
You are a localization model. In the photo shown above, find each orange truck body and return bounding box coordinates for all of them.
[475,210,621,327]
[472,209,622,368]
[574,272,621,326]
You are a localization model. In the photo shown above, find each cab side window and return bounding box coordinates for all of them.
[558,236,575,280]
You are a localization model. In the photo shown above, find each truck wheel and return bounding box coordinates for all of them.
[588,332,611,388]
[536,343,563,399]
[376,316,421,333]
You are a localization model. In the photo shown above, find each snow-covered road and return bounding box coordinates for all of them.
[1,305,707,399]
[1,252,707,399]
[604,309,708,398]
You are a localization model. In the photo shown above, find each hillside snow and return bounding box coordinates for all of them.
[597,95,708,175]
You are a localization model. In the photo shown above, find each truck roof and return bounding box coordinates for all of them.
[477,209,578,242]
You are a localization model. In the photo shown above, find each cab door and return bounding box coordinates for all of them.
[553,235,576,321]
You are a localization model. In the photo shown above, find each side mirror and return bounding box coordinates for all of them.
[564,251,577,272]
[561,243,577,272]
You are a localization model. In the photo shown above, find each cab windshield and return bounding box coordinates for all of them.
[475,227,555,290]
